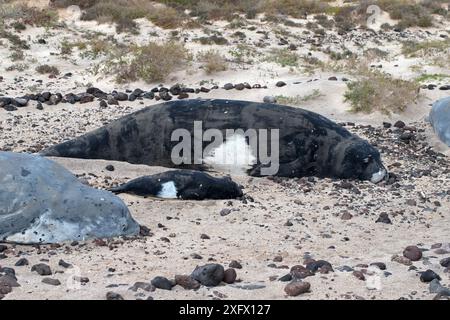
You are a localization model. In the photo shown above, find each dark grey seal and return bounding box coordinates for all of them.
[0,152,140,244]
[40,99,387,183]
[110,170,243,200]
[429,96,450,146]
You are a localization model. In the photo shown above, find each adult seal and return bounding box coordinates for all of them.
[40,99,387,183]
[110,170,243,200]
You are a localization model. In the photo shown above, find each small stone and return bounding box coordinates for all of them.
[375,213,392,224]
[106,292,124,300]
[31,263,52,276]
[105,165,115,172]
[306,260,333,273]
[273,255,283,262]
[220,208,231,216]
[129,282,154,292]
[229,260,242,269]
[328,76,338,81]
[341,212,353,220]
[420,270,441,283]
[191,264,225,287]
[223,268,237,284]
[392,254,412,266]
[151,276,173,290]
[370,262,386,270]
[200,234,210,239]
[279,274,292,282]
[440,258,450,268]
[223,83,234,90]
[58,259,72,268]
[175,275,200,290]
[394,120,406,128]
[284,280,310,296]
[74,276,90,284]
[15,258,29,267]
[276,81,287,87]
[353,271,365,280]
[42,278,61,286]
[403,246,422,261]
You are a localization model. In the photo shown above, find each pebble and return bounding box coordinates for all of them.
[370,262,386,270]
[403,246,422,261]
[440,257,450,268]
[223,268,237,284]
[15,258,29,266]
[106,292,124,300]
[429,279,450,296]
[279,274,292,282]
[191,264,225,287]
[42,278,61,286]
[420,270,441,283]
[223,83,234,90]
[229,260,242,269]
[305,260,334,273]
[275,81,287,87]
[392,254,412,266]
[375,213,392,224]
[284,280,310,296]
[105,165,115,172]
[129,282,154,292]
[58,259,72,268]
[31,263,52,276]
[353,271,365,280]
[151,276,173,290]
[175,275,200,290]
[220,208,232,216]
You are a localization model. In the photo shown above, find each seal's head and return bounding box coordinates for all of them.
[207,176,244,199]
[334,138,387,183]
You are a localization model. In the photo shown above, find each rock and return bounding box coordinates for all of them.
[429,279,450,296]
[341,212,353,220]
[175,275,200,290]
[14,258,29,266]
[107,96,119,106]
[0,245,7,253]
[336,265,354,272]
[284,280,310,296]
[440,257,450,268]
[392,254,412,266]
[370,262,386,270]
[420,270,441,283]
[200,233,210,240]
[223,268,237,284]
[279,274,292,282]
[36,102,44,110]
[114,92,128,101]
[42,278,61,286]
[229,260,242,269]
[235,83,245,90]
[394,120,406,128]
[0,152,139,243]
[375,213,392,224]
[105,165,115,172]
[290,265,314,279]
[58,259,72,268]
[178,93,189,99]
[305,260,333,273]
[223,83,234,90]
[353,271,365,280]
[129,282,154,292]
[0,267,15,277]
[328,76,338,81]
[0,275,20,287]
[73,276,90,284]
[151,276,173,290]
[106,292,124,300]
[275,81,286,87]
[220,208,232,216]
[99,100,108,108]
[403,246,422,261]
[263,96,277,104]
[191,264,225,287]
[429,97,450,146]
[31,263,52,276]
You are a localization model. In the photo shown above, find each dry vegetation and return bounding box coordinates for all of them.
[197,49,228,74]
[344,65,419,115]
[102,41,191,83]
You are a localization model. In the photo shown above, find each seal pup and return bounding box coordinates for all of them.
[110,170,243,200]
[41,99,387,183]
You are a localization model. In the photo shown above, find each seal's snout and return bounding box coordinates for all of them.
[370,168,387,184]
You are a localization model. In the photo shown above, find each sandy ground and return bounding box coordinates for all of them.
[1,2,450,300]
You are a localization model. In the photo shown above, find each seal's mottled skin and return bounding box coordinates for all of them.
[0,151,140,244]
[429,96,450,146]
[41,99,387,182]
[110,170,243,200]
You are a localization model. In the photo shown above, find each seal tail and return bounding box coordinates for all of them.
[39,128,111,159]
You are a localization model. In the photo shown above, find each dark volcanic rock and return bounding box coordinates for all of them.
[305,260,334,273]
[31,263,52,276]
[403,246,422,261]
[276,81,287,87]
[229,260,242,269]
[151,276,173,290]
[15,258,29,266]
[106,291,124,300]
[420,270,441,283]
[440,257,450,268]
[191,264,225,287]
[129,282,154,292]
[42,278,61,286]
[376,213,392,224]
